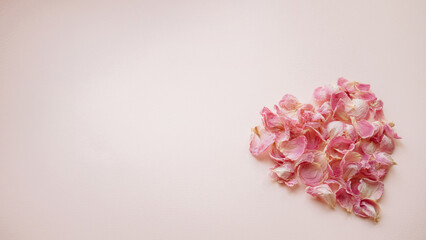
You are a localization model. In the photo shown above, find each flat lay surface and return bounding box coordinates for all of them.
[1,1,426,239]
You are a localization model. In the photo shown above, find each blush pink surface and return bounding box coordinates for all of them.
[0,1,425,240]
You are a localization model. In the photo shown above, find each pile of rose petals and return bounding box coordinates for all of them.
[249,78,400,221]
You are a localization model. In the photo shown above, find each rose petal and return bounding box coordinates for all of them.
[384,123,402,139]
[331,91,352,111]
[327,121,346,139]
[279,94,299,111]
[353,199,381,221]
[325,136,355,158]
[249,126,276,156]
[278,135,307,160]
[336,188,356,212]
[348,99,369,120]
[356,83,370,91]
[297,151,328,186]
[358,178,384,201]
[261,107,283,131]
[353,119,375,139]
[306,184,336,208]
[313,86,331,105]
[379,135,395,154]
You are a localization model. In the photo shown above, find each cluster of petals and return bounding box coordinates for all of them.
[250,78,400,221]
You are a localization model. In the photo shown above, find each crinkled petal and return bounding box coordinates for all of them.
[353,199,381,222]
[358,178,384,201]
[336,188,356,212]
[249,126,276,156]
[331,91,352,111]
[306,184,336,208]
[325,136,355,158]
[261,107,283,131]
[384,123,402,139]
[279,94,299,111]
[270,162,297,187]
[278,135,307,160]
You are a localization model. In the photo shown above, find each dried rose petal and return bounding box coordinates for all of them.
[353,199,381,221]
[277,135,307,160]
[306,184,336,208]
[249,126,275,156]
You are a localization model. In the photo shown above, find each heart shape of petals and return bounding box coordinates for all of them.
[249,78,400,222]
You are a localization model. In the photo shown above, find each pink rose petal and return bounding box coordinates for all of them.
[353,199,381,222]
[336,188,356,212]
[249,126,276,156]
[277,135,307,160]
[306,184,336,208]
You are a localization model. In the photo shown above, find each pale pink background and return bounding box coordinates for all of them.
[1,1,426,239]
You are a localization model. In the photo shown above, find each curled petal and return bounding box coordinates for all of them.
[317,102,332,119]
[379,135,395,154]
[261,107,283,131]
[360,140,378,155]
[278,135,307,160]
[327,159,343,178]
[305,127,326,150]
[353,119,375,138]
[358,178,384,201]
[373,152,395,166]
[384,123,402,139]
[270,162,295,181]
[333,99,350,122]
[344,124,358,142]
[249,126,276,156]
[306,184,336,208]
[325,136,355,158]
[336,188,356,212]
[279,94,299,110]
[298,162,326,186]
[269,144,286,164]
[331,91,352,111]
[342,151,362,163]
[353,199,381,222]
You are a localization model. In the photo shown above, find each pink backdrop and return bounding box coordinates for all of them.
[1,1,425,239]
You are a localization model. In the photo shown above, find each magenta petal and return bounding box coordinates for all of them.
[353,199,381,221]
[306,184,336,208]
[278,136,307,160]
[249,126,276,156]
